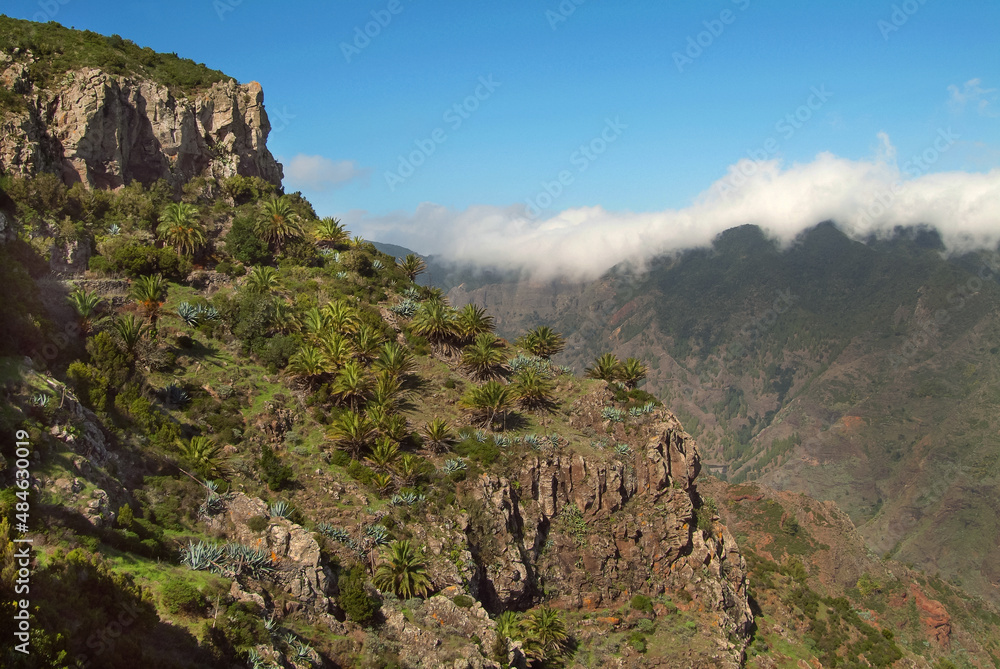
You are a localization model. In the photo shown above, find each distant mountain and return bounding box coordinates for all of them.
[444,221,1000,605]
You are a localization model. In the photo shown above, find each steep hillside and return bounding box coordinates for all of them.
[701,478,1000,669]
[446,223,1000,607]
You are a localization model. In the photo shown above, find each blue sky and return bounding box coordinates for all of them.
[5,0,1000,271]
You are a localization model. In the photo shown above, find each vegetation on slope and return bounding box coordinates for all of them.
[0,15,231,100]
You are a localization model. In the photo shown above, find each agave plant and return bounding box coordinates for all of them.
[364,524,391,546]
[613,443,632,457]
[294,641,314,660]
[164,383,190,407]
[601,406,627,423]
[442,458,467,474]
[371,258,385,272]
[508,353,550,375]
[30,392,51,407]
[402,287,421,300]
[196,304,220,321]
[268,501,292,518]
[388,298,418,318]
[106,222,121,236]
[177,302,200,326]
[225,542,275,579]
[180,540,225,573]
[523,434,541,449]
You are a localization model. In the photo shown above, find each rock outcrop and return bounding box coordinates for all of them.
[467,413,753,665]
[1,54,283,189]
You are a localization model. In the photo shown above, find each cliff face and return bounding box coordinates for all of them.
[466,412,753,666]
[0,54,283,189]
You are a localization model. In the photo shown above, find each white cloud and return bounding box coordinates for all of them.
[343,138,1000,281]
[283,154,371,191]
[948,78,999,117]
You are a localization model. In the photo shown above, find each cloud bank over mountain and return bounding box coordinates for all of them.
[345,139,1000,281]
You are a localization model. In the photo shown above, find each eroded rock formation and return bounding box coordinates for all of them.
[1,53,283,189]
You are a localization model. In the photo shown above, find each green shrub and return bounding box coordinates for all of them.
[161,578,207,616]
[338,564,378,625]
[453,594,475,608]
[259,445,293,491]
[246,515,269,533]
[630,594,653,613]
[116,504,134,529]
[108,243,190,279]
[224,214,271,265]
[328,449,351,468]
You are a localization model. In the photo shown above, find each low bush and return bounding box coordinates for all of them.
[161,578,207,616]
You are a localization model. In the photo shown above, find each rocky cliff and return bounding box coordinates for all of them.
[0,52,283,189]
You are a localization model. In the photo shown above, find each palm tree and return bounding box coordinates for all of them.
[520,606,568,664]
[455,303,494,343]
[410,298,458,349]
[351,324,384,363]
[331,360,369,411]
[300,306,331,340]
[372,371,406,411]
[322,300,359,335]
[395,453,420,488]
[372,540,432,599]
[157,202,205,257]
[379,414,410,443]
[619,357,648,390]
[372,472,394,496]
[287,344,330,383]
[421,418,455,453]
[113,314,146,355]
[585,353,622,382]
[67,287,104,334]
[375,341,414,378]
[178,436,227,479]
[245,266,279,294]
[365,438,399,474]
[318,331,352,369]
[315,217,349,248]
[518,325,567,359]
[461,333,507,381]
[513,368,556,412]
[256,195,303,253]
[130,274,166,325]
[396,253,427,281]
[326,411,377,459]
[462,380,514,430]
